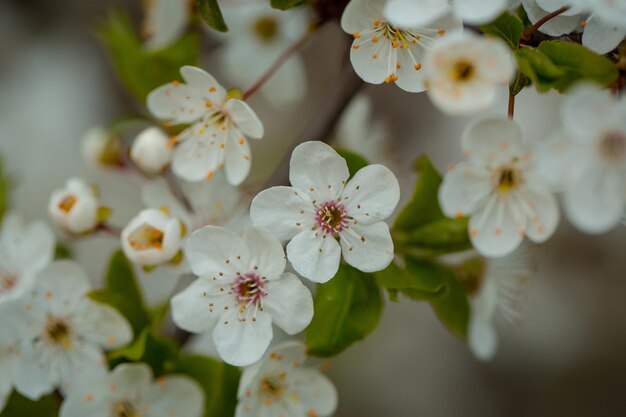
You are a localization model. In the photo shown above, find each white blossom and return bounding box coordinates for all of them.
[424,32,516,115]
[60,363,203,417]
[384,0,511,26]
[438,116,559,257]
[0,213,55,305]
[121,208,183,266]
[0,304,21,412]
[250,141,400,283]
[48,178,100,235]
[11,261,132,400]
[235,341,338,417]
[130,127,174,174]
[171,226,313,366]
[81,127,123,168]
[570,0,626,30]
[143,0,190,50]
[535,84,626,234]
[340,0,462,93]
[147,66,264,185]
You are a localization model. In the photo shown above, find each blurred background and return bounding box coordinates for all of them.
[1,0,626,416]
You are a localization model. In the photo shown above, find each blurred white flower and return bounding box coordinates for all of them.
[60,363,203,417]
[570,0,626,30]
[48,178,100,235]
[11,261,132,400]
[235,341,338,417]
[130,127,174,174]
[438,116,559,257]
[250,141,400,283]
[147,66,264,185]
[384,0,510,26]
[0,213,55,305]
[0,304,21,412]
[220,1,310,107]
[143,0,190,50]
[341,0,462,92]
[171,226,313,366]
[535,85,626,234]
[81,127,124,168]
[424,32,516,115]
[121,208,183,266]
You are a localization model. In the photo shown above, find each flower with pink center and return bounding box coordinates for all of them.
[250,141,400,283]
[171,226,313,366]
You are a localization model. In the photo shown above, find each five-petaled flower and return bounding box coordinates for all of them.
[147,66,264,185]
[171,226,314,366]
[439,116,559,257]
[250,141,400,283]
[235,341,338,417]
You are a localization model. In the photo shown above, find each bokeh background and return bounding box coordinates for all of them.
[1,0,626,416]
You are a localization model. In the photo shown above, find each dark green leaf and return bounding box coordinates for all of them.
[480,12,524,49]
[375,261,447,301]
[306,263,383,357]
[270,0,305,10]
[196,0,228,32]
[140,332,180,375]
[394,218,471,256]
[174,355,240,417]
[509,71,531,96]
[335,148,369,178]
[0,392,59,417]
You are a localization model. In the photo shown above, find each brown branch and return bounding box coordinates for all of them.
[521,6,570,43]
[508,94,515,119]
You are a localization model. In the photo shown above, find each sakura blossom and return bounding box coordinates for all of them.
[121,208,183,266]
[48,178,101,235]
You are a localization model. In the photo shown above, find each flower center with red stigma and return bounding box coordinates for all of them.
[316,201,347,235]
[232,274,266,311]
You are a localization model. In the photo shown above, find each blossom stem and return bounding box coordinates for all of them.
[521,7,570,42]
[242,25,318,101]
[508,94,515,119]
[98,223,122,236]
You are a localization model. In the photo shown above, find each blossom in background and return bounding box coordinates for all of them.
[81,127,124,168]
[424,32,516,115]
[571,0,626,31]
[220,1,310,106]
[171,226,313,366]
[0,213,55,305]
[235,341,338,417]
[11,261,132,400]
[60,363,203,417]
[522,0,626,54]
[142,0,190,50]
[48,178,101,235]
[0,304,21,412]
[147,66,264,185]
[121,208,183,266]
[439,116,559,257]
[535,85,626,234]
[251,141,400,283]
[383,0,510,27]
[130,127,174,174]
[341,0,462,92]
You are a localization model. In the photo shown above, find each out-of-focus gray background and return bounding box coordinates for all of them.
[2,1,626,416]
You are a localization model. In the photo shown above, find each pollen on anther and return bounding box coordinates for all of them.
[353,44,360,49]
[437,28,446,36]
[209,86,216,92]
[415,63,422,71]
[372,36,379,43]
[353,31,361,39]
[372,54,378,59]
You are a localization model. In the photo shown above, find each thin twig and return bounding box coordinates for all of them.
[521,7,569,42]
[508,94,515,119]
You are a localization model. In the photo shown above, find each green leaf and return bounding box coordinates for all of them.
[88,250,150,335]
[99,11,200,100]
[393,156,444,231]
[509,71,531,96]
[174,355,240,417]
[393,217,471,258]
[270,0,305,10]
[335,148,369,178]
[196,0,228,32]
[306,263,383,357]
[0,392,59,417]
[480,12,524,49]
[375,261,447,301]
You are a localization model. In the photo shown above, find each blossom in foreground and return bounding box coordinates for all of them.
[130,127,174,174]
[0,213,55,305]
[424,32,516,115]
[147,66,264,185]
[439,116,559,257]
[220,1,309,106]
[48,178,101,234]
[341,0,462,92]
[251,141,400,282]
[535,85,626,234]
[522,0,626,54]
[171,226,313,366]
[60,363,203,417]
[12,261,132,399]
[142,0,190,50]
[236,341,338,417]
[384,0,510,27]
[121,208,183,266]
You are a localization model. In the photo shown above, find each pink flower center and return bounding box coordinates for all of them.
[231,273,266,309]
[315,201,347,235]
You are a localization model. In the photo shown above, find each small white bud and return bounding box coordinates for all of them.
[130,127,173,174]
[48,178,100,234]
[81,127,124,167]
[121,208,182,266]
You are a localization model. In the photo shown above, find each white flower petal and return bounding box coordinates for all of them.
[181,65,227,103]
[147,83,205,125]
[533,130,589,190]
[520,186,560,243]
[172,126,226,182]
[31,261,91,315]
[582,16,626,54]
[340,222,394,273]
[213,309,273,366]
[462,116,524,168]
[224,131,252,186]
[74,303,133,349]
[224,99,264,139]
[561,84,619,139]
[439,161,492,218]
[250,186,315,241]
[14,346,57,399]
[149,376,204,417]
[536,0,581,15]
[287,368,338,417]
[289,142,350,203]
[340,0,386,34]
[144,0,189,50]
[172,278,233,333]
[262,272,313,335]
[341,164,400,224]
[109,363,153,398]
[142,179,192,226]
[242,227,286,280]
[452,0,508,24]
[428,79,498,115]
[286,230,341,283]
[469,197,525,257]
[383,0,449,27]
[184,226,250,278]
[468,315,498,361]
[521,0,581,36]
[349,34,393,85]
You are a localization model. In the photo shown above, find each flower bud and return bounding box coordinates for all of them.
[81,127,124,168]
[121,208,182,266]
[48,178,100,234]
[130,127,173,174]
